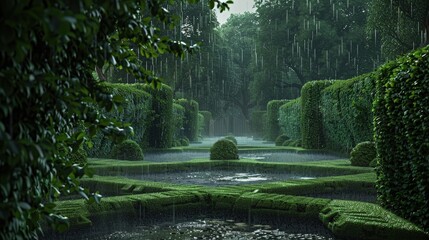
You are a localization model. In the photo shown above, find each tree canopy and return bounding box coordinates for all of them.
[0,0,231,238]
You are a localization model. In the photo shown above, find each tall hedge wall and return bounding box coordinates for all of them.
[135,84,173,149]
[320,74,375,153]
[250,111,266,138]
[301,80,334,149]
[278,98,301,140]
[266,100,289,141]
[176,99,199,142]
[374,46,429,231]
[172,103,185,143]
[87,83,152,157]
[199,111,212,137]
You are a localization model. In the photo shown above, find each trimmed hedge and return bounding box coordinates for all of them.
[374,46,429,231]
[278,98,301,141]
[250,111,266,138]
[266,100,289,141]
[111,139,144,161]
[301,80,335,149]
[321,74,375,153]
[176,99,199,142]
[87,83,152,157]
[350,142,376,167]
[275,134,289,146]
[199,111,212,137]
[197,113,204,140]
[172,103,185,144]
[136,84,173,149]
[210,139,239,160]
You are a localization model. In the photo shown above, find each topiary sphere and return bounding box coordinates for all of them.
[111,139,144,161]
[180,137,190,146]
[275,134,290,146]
[70,148,88,166]
[223,135,237,145]
[210,139,239,160]
[350,141,376,167]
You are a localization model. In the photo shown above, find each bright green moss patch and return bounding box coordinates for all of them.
[320,200,429,240]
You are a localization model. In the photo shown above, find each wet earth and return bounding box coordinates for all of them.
[89,219,335,240]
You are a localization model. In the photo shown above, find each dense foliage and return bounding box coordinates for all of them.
[210,139,239,160]
[266,100,289,141]
[176,99,200,142]
[0,0,231,238]
[373,46,429,231]
[111,140,144,161]
[172,103,186,146]
[88,84,152,157]
[278,98,302,141]
[349,142,376,167]
[321,75,376,153]
[301,80,334,149]
[275,134,290,147]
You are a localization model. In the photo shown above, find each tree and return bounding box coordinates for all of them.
[0,0,231,238]
[367,0,429,59]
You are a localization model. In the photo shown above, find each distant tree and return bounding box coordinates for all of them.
[0,0,231,238]
[367,0,429,59]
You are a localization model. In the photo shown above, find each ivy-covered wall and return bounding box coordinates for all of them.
[278,98,301,140]
[87,83,152,158]
[266,100,289,141]
[176,99,199,142]
[301,80,334,149]
[136,84,173,149]
[320,74,375,153]
[374,46,429,231]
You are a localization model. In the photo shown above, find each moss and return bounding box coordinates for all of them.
[320,200,428,240]
[210,139,239,160]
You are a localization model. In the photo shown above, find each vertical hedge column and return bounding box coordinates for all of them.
[374,46,429,231]
[266,100,289,141]
[176,99,199,142]
[138,84,173,149]
[278,98,301,140]
[301,80,334,149]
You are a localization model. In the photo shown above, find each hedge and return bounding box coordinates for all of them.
[87,83,152,157]
[199,111,212,137]
[172,103,185,143]
[175,99,199,142]
[320,74,375,153]
[266,100,289,141]
[373,46,429,231]
[250,111,266,138]
[301,80,335,149]
[278,98,301,141]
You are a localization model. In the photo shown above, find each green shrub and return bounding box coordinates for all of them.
[282,139,294,146]
[176,99,199,142]
[350,141,376,167]
[266,100,289,141]
[369,158,378,168]
[275,134,290,146]
[301,80,335,149]
[250,111,266,138]
[290,139,302,147]
[87,83,152,157]
[321,74,376,153]
[172,103,185,143]
[210,139,239,160]
[374,46,429,230]
[180,137,190,147]
[278,98,301,141]
[224,135,237,145]
[111,140,144,161]
[70,148,88,166]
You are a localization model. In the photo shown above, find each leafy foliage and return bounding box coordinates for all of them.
[176,99,200,142]
[210,139,239,160]
[266,100,289,141]
[301,80,335,149]
[111,140,144,161]
[373,46,429,231]
[275,134,290,147]
[69,148,88,166]
[279,98,302,141]
[350,142,376,167]
[0,0,232,238]
[320,74,376,153]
